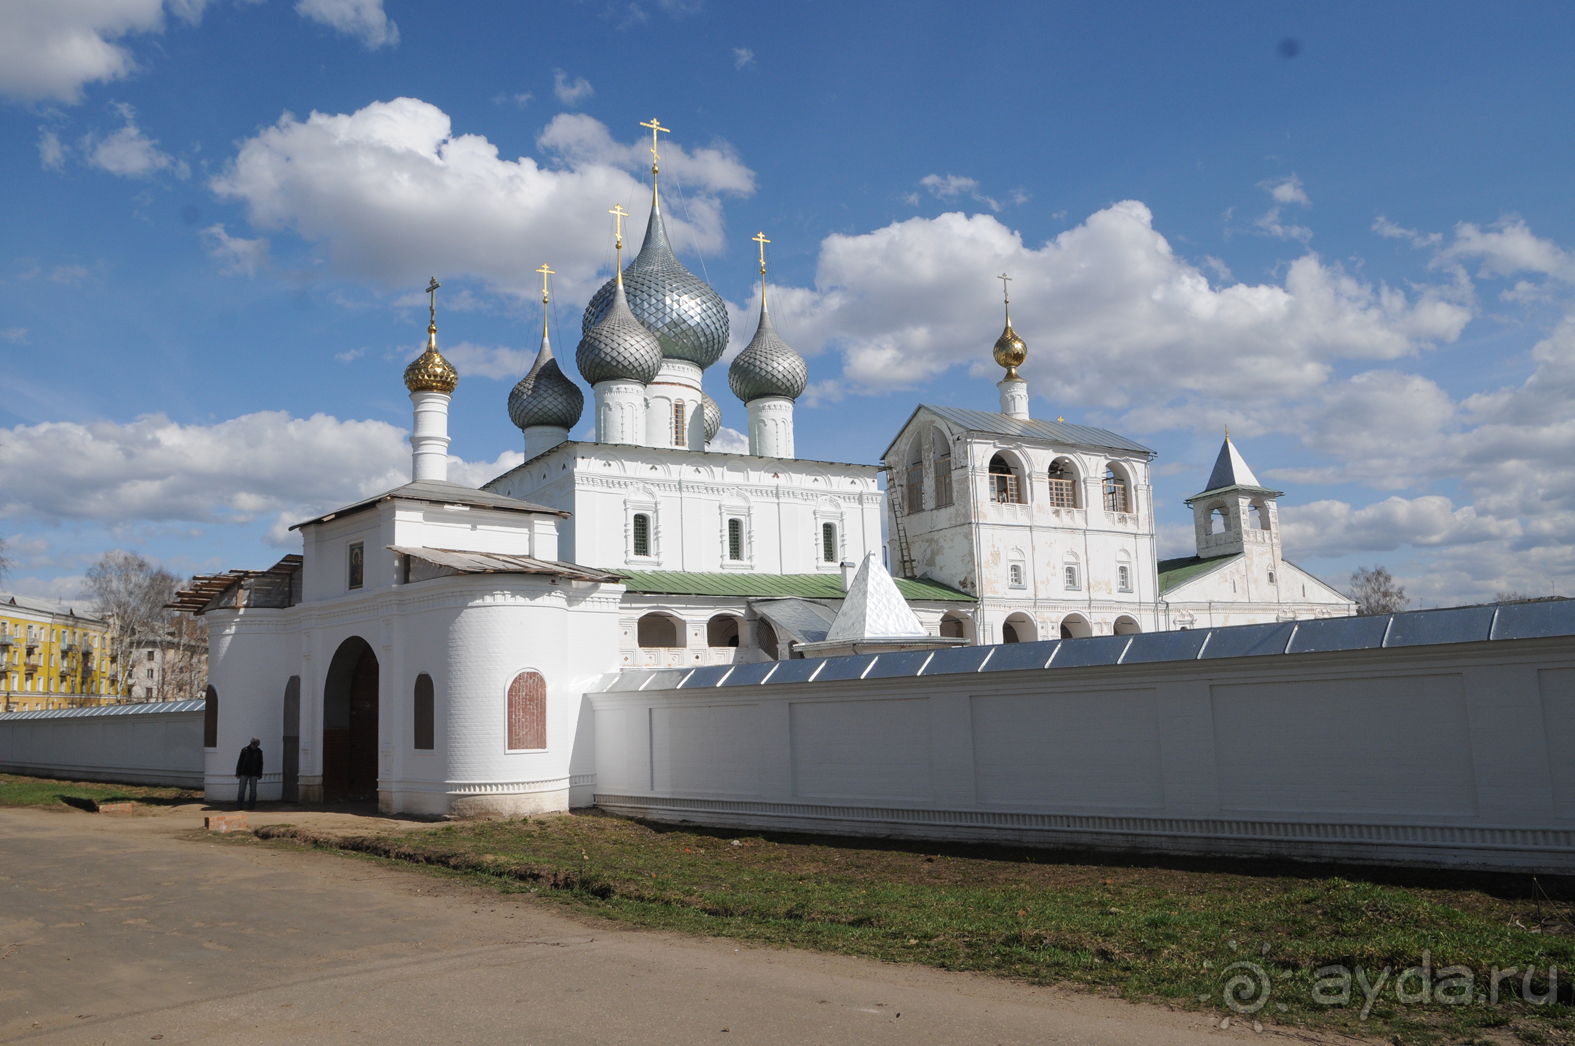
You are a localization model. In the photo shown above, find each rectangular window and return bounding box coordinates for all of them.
[632,514,650,557]
[1047,477,1077,508]
[1064,565,1080,590]
[821,522,837,563]
[728,518,744,561]
[905,464,924,514]
[934,452,953,507]
[1118,565,1131,592]
[990,473,1022,503]
[673,401,686,448]
[347,541,364,589]
[1103,474,1129,513]
[1009,564,1024,588]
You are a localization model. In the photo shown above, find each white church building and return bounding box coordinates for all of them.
[179,133,1352,818]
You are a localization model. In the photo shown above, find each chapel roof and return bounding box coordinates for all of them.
[291,479,567,532]
[883,404,1154,460]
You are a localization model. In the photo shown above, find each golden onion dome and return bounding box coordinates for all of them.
[404,324,458,394]
[993,319,1027,379]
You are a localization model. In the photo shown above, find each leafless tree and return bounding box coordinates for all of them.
[1350,565,1410,616]
[0,536,12,586]
[85,551,181,700]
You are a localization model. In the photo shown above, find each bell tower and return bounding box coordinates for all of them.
[1186,434,1282,565]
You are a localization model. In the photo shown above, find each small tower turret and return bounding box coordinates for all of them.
[728,231,807,458]
[404,276,458,483]
[1186,432,1283,564]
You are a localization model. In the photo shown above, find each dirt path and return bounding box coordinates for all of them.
[0,803,1333,1045]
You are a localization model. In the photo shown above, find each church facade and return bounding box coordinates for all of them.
[180,126,1351,818]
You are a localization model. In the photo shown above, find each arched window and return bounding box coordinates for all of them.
[932,429,953,508]
[413,673,435,750]
[727,518,744,561]
[821,522,837,563]
[1103,465,1130,513]
[203,684,218,748]
[707,615,741,647]
[506,671,546,751]
[1063,556,1081,591]
[1047,458,1079,508]
[633,513,651,557]
[637,613,682,648]
[1117,564,1132,592]
[1210,506,1230,534]
[989,454,1023,504]
[1251,502,1270,530]
[1001,621,1020,644]
[1008,563,1025,588]
[905,439,925,515]
[672,400,687,448]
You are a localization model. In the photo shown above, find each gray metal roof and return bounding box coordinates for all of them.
[0,699,205,720]
[390,546,620,583]
[0,591,107,624]
[598,600,1575,693]
[885,404,1154,460]
[291,479,567,531]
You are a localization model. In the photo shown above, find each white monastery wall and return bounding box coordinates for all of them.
[0,702,205,788]
[591,631,1575,871]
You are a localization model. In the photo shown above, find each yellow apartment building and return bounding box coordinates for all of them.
[0,593,121,713]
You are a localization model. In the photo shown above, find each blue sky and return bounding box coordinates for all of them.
[4,0,1575,605]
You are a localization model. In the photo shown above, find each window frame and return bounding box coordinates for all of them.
[1102,465,1130,514]
[1117,564,1132,592]
[727,517,744,561]
[672,400,687,448]
[1064,564,1081,591]
[632,513,651,558]
[506,670,547,752]
[347,541,365,590]
[821,522,837,563]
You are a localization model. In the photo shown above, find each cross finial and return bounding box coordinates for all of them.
[1225,424,1230,441]
[639,117,670,175]
[998,272,1012,303]
[535,263,555,305]
[752,231,770,275]
[426,276,440,327]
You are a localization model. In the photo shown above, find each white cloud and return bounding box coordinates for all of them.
[553,70,594,105]
[1255,207,1312,243]
[442,341,531,381]
[707,426,748,454]
[1,328,27,343]
[1262,174,1309,206]
[334,347,365,363]
[0,410,519,549]
[210,99,754,300]
[918,173,1000,212]
[294,0,398,49]
[49,264,89,284]
[1279,496,1519,559]
[1253,174,1311,242]
[0,0,209,104]
[38,129,66,170]
[732,47,754,69]
[1441,216,1575,284]
[200,223,269,276]
[83,104,187,179]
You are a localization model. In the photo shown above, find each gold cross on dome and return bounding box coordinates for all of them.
[639,118,670,171]
[426,276,440,325]
[535,263,555,304]
[998,272,1012,303]
[752,231,770,274]
[608,204,630,248]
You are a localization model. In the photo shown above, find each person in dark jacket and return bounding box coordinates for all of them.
[235,738,263,809]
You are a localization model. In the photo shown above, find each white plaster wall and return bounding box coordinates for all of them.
[203,607,293,801]
[0,706,204,787]
[591,637,1575,871]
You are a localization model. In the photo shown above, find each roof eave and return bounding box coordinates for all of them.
[1184,483,1285,505]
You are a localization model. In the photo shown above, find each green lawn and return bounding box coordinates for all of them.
[253,812,1575,1045]
[0,772,200,810]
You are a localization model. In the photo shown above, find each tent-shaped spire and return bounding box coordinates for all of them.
[1194,434,1281,498]
[825,552,927,642]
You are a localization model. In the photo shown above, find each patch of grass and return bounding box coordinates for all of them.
[253,813,1575,1045]
[0,772,200,810]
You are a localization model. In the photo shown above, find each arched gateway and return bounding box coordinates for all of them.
[322,637,379,803]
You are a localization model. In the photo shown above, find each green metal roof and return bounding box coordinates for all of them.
[1157,554,1239,593]
[612,570,976,602]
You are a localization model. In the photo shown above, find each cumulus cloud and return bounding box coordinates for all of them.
[1279,496,1520,559]
[707,426,749,454]
[200,223,269,276]
[732,47,754,69]
[38,129,66,170]
[1262,174,1309,206]
[210,99,754,300]
[295,0,398,49]
[552,70,594,105]
[1253,174,1311,242]
[83,104,187,179]
[0,410,521,548]
[747,204,1471,423]
[442,341,532,381]
[918,173,1000,212]
[0,0,209,104]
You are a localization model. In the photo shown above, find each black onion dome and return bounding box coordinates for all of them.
[702,392,721,444]
[575,277,663,386]
[582,195,729,369]
[509,331,583,430]
[728,298,807,403]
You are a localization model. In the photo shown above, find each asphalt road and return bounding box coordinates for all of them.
[0,804,1290,1045]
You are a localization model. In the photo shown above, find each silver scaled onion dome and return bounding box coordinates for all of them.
[728,296,808,403]
[582,194,730,368]
[575,270,663,386]
[701,392,721,444]
[509,328,583,431]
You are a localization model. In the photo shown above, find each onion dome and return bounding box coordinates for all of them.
[509,327,583,431]
[701,392,721,444]
[728,297,807,403]
[404,323,458,394]
[582,193,729,369]
[992,280,1027,379]
[575,272,663,386]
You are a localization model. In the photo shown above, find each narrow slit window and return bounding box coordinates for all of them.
[632,513,650,557]
[728,518,744,561]
[672,401,686,448]
[347,541,364,590]
[821,522,837,563]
